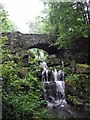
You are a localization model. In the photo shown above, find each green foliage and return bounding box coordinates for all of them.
[1,36,50,119]
[46,2,89,48]
[66,73,80,82]
[77,64,90,68]
[0,6,49,117]
[28,16,47,34]
[28,1,89,49]
[0,3,17,32]
[63,67,72,74]
[66,72,90,109]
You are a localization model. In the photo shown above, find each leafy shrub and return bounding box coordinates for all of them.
[2,36,50,120]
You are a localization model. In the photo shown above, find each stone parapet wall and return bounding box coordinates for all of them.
[1,31,58,55]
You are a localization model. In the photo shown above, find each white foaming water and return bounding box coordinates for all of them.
[55,81,65,95]
[40,61,47,68]
[40,61,49,82]
[52,69,58,81]
[61,61,64,67]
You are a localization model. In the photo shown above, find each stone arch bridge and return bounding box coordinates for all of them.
[1,31,59,55]
[1,31,89,65]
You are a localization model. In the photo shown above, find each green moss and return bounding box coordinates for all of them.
[77,64,90,68]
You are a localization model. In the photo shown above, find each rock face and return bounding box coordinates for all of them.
[1,31,58,55]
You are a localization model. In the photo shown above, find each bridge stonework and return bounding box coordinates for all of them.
[1,31,58,54]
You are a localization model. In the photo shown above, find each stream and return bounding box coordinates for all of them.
[40,61,90,119]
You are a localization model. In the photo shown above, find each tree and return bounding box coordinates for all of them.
[28,1,89,48]
[0,3,17,32]
[43,1,89,48]
[28,15,47,34]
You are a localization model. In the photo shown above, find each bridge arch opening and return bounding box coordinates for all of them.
[27,48,49,61]
[26,42,58,55]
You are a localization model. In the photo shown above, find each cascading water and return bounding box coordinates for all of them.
[52,69,67,107]
[40,61,48,83]
[40,61,67,108]
[52,69,58,81]
[40,61,90,118]
[61,61,64,68]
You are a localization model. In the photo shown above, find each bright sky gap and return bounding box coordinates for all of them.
[0,0,44,33]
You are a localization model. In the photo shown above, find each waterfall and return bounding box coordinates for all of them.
[52,69,66,107]
[40,61,50,100]
[61,61,64,68]
[40,61,67,108]
[52,69,58,81]
[40,61,49,83]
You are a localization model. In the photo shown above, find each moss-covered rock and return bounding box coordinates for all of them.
[17,67,29,78]
[76,64,90,73]
[65,80,77,96]
[67,95,84,108]
[77,64,90,68]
